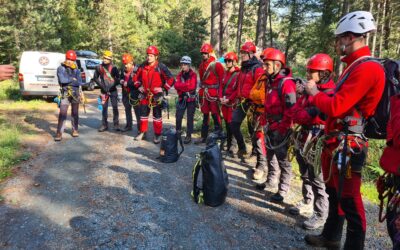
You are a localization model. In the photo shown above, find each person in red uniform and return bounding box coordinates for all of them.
[195,43,225,144]
[174,56,197,144]
[119,53,141,133]
[262,48,296,202]
[219,52,240,154]
[304,11,385,249]
[289,54,334,230]
[230,41,264,161]
[380,93,400,249]
[134,45,175,144]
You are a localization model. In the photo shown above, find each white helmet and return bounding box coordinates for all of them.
[180,56,192,64]
[335,11,376,36]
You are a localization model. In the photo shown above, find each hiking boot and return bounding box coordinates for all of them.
[256,180,275,191]
[135,132,146,141]
[54,132,62,141]
[194,137,206,145]
[237,149,249,159]
[71,130,79,137]
[183,136,192,144]
[121,126,132,132]
[270,192,284,203]
[253,169,266,180]
[153,135,161,144]
[98,125,108,132]
[114,125,121,131]
[304,234,340,249]
[303,213,326,230]
[289,200,313,215]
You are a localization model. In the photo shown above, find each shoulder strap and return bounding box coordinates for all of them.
[278,77,294,98]
[191,155,203,204]
[335,57,376,93]
[100,64,114,82]
[223,71,238,95]
[202,62,217,83]
[177,135,184,157]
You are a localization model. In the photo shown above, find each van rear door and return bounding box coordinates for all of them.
[19,51,65,97]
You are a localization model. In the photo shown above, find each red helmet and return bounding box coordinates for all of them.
[65,50,77,61]
[122,53,133,64]
[240,41,256,53]
[260,48,274,59]
[263,48,286,66]
[307,53,333,72]
[146,46,159,56]
[200,43,213,54]
[224,52,238,62]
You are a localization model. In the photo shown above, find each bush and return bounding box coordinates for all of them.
[0,79,21,101]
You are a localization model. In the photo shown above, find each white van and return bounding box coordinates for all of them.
[18,51,65,97]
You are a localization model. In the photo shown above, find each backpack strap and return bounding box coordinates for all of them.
[202,62,218,83]
[177,134,184,157]
[191,155,203,204]
[100,64,114,83]
[277,77,294,99]
[222,71,238,96]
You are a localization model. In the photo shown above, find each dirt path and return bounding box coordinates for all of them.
[0,90,391,249]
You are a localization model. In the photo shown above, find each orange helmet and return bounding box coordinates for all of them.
[240,41,256,53]
[263,48,286,66]
[224,52,238,62]
[146,46,159,56]
[307,53,333,72]
[65,50,77,61]
[122,54,134,65]
[200,43,213,53]
[260,48,274,59]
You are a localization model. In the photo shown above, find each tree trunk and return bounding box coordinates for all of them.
[379,0,387,58]
[284,0,297,64]
[268,0,273,47]
[384,0,392,50]
[236,0,245,53]
[371,0,382,57]
[342,0,350,14]
[255,0,268,48]
[365,0,374,46]
[211,0,220,56]
[335,0,351,77]
[219,0,229,56]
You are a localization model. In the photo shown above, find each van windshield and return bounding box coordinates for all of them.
[86,59,101,69]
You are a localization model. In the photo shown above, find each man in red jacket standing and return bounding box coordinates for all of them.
[263,48,296,203]
[195,43,225,144]
[289,54,334,230]
[174,56,197,144]
[134,45,175,144]
[230,41,264,160]
[219,52,240,154]
[305,11,385,249]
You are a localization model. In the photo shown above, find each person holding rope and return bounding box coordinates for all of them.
[194,43,225,144]
[93,50,120,132]
[134,45,175,144]
[230,41,264,161]
[304,11,385,249]
[263,48,296,203]
[119,53,140,133]
[54,50,83,141]
[174,56,197,144]
[288,54,334,230]
[219,52,240,155]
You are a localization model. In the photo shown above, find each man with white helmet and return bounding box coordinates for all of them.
[304,11,385,249]
[174,56,197,144]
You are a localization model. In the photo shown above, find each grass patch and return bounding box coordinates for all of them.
[361,181,380,205]
[0,79,21,101]
[0,116,31,180]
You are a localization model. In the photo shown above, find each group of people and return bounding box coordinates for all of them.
[53,10,399,250]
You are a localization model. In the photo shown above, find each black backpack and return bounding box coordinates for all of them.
[158,128,184,163]
[336,58,400,139]
[192,133,229,207]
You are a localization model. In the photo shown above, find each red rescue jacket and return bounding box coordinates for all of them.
[380,94,400,174]
[264,68,297,134]
[311,46,385,138]
[198,56,224,97]
[219,66,240,104]
[235,56,264,99]
[134,61,175,96]
[174,69,197,102]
